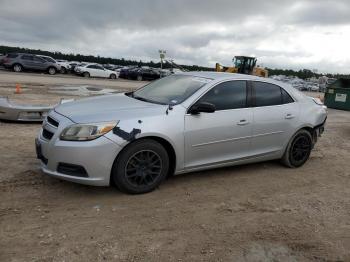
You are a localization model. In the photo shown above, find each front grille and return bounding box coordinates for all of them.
[57,163,88,177]
[47,116,59,127]
[42,129,54,140]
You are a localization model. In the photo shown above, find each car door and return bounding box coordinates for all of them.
[149,69,159,80]
[32,56,47,71]
[141,69,150,80]
[95,65,107,77]
[86,65,97,77]
[20,54,34,69]
[251,81,300,156]
[184,80,253,169]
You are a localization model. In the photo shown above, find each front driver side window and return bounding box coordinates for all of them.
[198,81,247,111]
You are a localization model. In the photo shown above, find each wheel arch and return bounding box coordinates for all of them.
[283,125,316,154]
[110,136,177,185]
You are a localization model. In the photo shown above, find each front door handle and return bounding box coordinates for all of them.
[237,119,250,126]
[285,114,295,119]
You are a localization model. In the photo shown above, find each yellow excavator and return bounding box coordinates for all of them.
[216,56,268,78]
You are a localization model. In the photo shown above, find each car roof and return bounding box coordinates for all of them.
[182,71,294,86]
[181,71,266,81]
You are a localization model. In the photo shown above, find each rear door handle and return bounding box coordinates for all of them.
[237,119,250,126]
[285,114,295,119]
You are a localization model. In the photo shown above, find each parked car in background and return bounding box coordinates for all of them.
[118,66,134,79]
[2,53,61,75]
[68,61,80,72]
[36,72,327,194]
[305,83,320,92]
[75,63,118,79]
[38,55,71,74]
[0,54,5,65]
[128,68,161,81]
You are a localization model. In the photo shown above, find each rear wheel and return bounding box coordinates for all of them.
[112,139,169,194]
[110,74,116,79]
[60,67,67,74]
[13,64,23,72]
[83,72,90,78]
[137,75,143,81]
[281,129,313,168]
[48,67,56,75]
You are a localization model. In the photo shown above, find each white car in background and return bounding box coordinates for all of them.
[38,55,71,74]
[75,63,118,79]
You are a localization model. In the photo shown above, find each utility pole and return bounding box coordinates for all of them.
[159,50,166,70]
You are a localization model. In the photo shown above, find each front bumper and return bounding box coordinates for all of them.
[36,110,122,186]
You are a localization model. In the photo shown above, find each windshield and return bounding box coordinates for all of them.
[132,75,212,105]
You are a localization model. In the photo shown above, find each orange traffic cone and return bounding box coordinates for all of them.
[15,84,22,94]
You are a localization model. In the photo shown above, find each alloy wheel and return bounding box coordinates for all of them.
[48,68,56,75]
[291,135,312,163]
[14,64,22,72]
[125,150,162,187]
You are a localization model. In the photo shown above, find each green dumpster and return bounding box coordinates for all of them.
[324,78,350,111]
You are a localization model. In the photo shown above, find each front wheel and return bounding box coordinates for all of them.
[110,74,116,79]
[48,67,56,75]
[112,139,169,194]
[83,72,90,78]
[13,64,23,72]
[281,129,313,168]
[60,67,67,74]
[137,75,143,81]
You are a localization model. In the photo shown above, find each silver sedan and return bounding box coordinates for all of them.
[36,72,327,194]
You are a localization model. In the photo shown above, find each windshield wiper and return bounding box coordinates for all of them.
[133,95,150,102]
[125,91,134,97]
[133,95,167,105]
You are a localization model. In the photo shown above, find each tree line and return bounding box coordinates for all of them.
[0,45,348,79]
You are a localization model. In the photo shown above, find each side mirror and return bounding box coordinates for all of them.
[189,102,216,115]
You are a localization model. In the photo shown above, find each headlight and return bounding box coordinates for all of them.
[60,121,118,141]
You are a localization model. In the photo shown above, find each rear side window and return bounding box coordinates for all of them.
[254,82,282,106]
[281,88,294,104]
[199,81,247,110]
[87,65,96,69]
[7,53,18,58]
[253,82,294,107]
[33,56,45,62]
[21,55,33,60]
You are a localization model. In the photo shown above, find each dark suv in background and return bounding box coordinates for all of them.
[127,68,161,81]
[1,53,61,75]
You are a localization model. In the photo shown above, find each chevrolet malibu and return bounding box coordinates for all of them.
[36,72,327,194]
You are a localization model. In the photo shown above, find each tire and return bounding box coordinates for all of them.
[281,129,313,168]
[13,64,23,72]
[110,74,116,79]
[48,67,56,75]
[137,75,143,81]
[112,139,169,194]
[60,67,67,74]
[83,72,90,78]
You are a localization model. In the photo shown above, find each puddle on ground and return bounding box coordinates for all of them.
[49,85,122,96]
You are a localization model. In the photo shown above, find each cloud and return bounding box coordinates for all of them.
[0,0,350,73]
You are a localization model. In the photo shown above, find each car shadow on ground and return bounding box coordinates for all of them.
[31,160,283,198]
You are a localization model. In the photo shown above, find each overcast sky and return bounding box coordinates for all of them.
[0,0,349,73]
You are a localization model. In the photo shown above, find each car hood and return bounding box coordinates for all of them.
[54,93,165,123]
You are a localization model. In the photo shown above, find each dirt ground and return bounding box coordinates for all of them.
[0,71,350,261]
